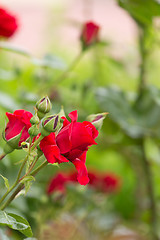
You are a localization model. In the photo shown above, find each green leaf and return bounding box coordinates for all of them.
[118,0,160,26]
[0,174,10,190]
[24,181,33,195]
[20,176,35,185]
[0,211,33,237]
[96,86,160,138]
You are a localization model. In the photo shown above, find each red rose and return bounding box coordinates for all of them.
[40,111,99,185]
[69,171,99,186]
[47,173,68,195]
[101,173,121,193]
[80,21,100,49]
[5,110,33,148]
[0,7,18,38]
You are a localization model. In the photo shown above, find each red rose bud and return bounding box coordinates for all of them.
[80,21,100,50]
[3,110,33,152]
[36,96,52,119]
[41,115,59,136]
[0,7,18,38]
[87,112,108,130]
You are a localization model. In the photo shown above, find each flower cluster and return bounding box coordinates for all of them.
[47,170,121,195]
[3,96,107,186]
[0,7,18,38]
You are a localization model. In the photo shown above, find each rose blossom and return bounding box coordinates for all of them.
[80,21,100,49]
[40,110,99,185]
[0,7,18,38]
[5,110,33,147]
[101,173,121,193]
[47,170,121,195]
[47,173,68,195]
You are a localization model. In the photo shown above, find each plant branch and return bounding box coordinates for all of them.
[0,160,48,210]
[53,51,84,85]
[140,139,158,240]
[30,135,43,151]
[0,155,28,205]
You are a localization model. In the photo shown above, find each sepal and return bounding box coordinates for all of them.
[87,112,108,130]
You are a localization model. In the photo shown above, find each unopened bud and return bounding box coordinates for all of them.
[41,115,59,136]
[36,96,52,119]
[28,125,39,137]
[30,113,39,125]
[87,112,108,130]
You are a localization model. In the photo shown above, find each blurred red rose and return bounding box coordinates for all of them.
[101,173,121,193]
[40,110,99,185]
[47,173,68,195]
[0,7,18,38]
[5,110,33,147]
[80,21,100,49]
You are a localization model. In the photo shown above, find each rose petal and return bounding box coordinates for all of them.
[72,158,89,185]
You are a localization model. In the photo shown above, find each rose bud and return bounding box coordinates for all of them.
[80,21,100,50]
[87,112,108,130]
[28,125,39,137]
[0,7,18,39]
[30,113,39,125]
[36,96,52,119]
[41,115,60,136]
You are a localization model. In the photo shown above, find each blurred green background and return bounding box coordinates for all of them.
[1,0,160,239]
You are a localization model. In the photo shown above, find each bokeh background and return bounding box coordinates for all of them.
[1,0,160,239]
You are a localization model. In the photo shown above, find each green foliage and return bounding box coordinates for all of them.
[118,0,160,26]
[96,86,160,138]
[0,211,32,237]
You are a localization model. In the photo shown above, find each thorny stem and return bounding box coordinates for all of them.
[0,160,48,210]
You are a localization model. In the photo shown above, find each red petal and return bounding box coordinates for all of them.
[61,116,70,127]
[70,122,97,150]
[82,121,99,139]
[68,110,78,122]
[72,159,89,185]
[40,133,69,164]
[56,126,72,154]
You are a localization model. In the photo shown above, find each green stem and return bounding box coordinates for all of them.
[138,27,148,96]
[53,51,84,85]
[19,155,40,182]
[140,139,158,240]
[30,160,48,176]
[0,160,48,210]
[0,184,24,211]
[0,155,28,205]
[0,153,6,161]
[30,135,43,151]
